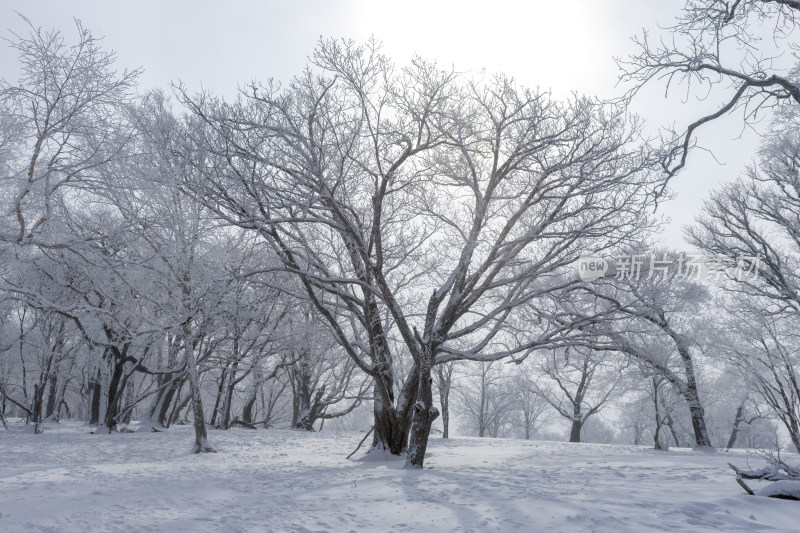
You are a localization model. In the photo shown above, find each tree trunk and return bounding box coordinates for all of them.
[676,343,713,448]
[45,375,58,420]
[210,365,227,428]
[31,383,44,434]
[569,419,582,443]
[785,422,800,453]
[219,361,239,430]
[183,330,215,453]
[665,413,681,447]
[157,374,182,428]
[440,392,450,439]
[220,375,235,430]
[89,370,102,426]
[653,378,665,450]
[726,401,747,450]
[686,395,712,448]
[241,392,257,426]
[1,392,7,430]
[169,390,191,426]
[120,380,135,426]
[290,360,313,430]
[372,365,417,455]
[436,364,452,439]
[99,354,124,433]
[241,379,258,425]
[373,402,408,454]
[406,354,439,469]
[653,421,663,450]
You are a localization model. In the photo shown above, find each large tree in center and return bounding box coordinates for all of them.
[184,39,661,467]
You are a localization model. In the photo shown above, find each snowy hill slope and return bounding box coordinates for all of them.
[0,421,796,532]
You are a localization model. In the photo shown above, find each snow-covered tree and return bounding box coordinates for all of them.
[620,0,800,187]
[532,347,623,443]
[182,39,661,467]
[455,361,515,438]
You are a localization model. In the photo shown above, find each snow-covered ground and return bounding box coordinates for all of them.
[1,421,797,532]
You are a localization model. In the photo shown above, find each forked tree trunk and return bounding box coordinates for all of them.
[1,393,7,430]
[373,398,409,455]
[406,354,439,468]
[47,377,68,422]
[95,343,130,434]
[372,365,418,455]
[220,375,236,430]
[665,413,681,447]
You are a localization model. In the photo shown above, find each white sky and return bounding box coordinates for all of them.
[0,0,766,248]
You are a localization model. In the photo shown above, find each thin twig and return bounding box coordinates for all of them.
[346,426,374,460]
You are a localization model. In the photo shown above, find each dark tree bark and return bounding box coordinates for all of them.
[89,369,101,426]
[676,343,713,448]
[219,364,237,430]
[652,378,665,450]
[726,401,747,450]
[241,390,258,426]
[569,419,583,443]
[373,365,418,455]
[100,348,125,433]
[45,375,58,420]
[210,364,228,428]
[169,390,191,426]
[407,353,439,468]
[31,383,44,434]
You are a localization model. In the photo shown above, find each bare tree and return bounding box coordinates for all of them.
[182,39,660,467]
[455,361,514,438]
[687,105,800,315]
[284,308,370,431]
[724,302,800,451]
[553,253,717,448]
[0,17,139,249]
[509,364,550,440]
[533,347,622,443]
[0,18,141,437]
[619,0,800,191]
[434,361,456,438]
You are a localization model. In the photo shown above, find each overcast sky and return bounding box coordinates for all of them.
[0,0,766,249]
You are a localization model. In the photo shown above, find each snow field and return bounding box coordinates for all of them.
[0,421,797,532]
